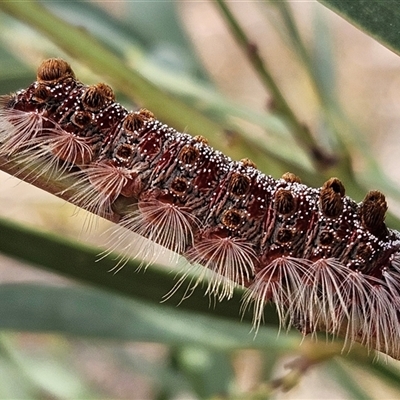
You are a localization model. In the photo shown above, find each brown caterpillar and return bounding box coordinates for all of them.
[1,59,400,359]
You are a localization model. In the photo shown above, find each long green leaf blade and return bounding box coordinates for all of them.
[318,0,400,56]
[0,216,279,325]
[0,283,296,351]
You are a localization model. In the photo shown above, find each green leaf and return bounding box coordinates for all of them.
[174,346,233,398]
[0,40,33,93]
[327,359,373,400]
[0,333,100,399]
[111,1,208,79]
[0,216,281,326]
[349,357,400,392]
[0,283,297,352]
[0,356,34,399]
[318,0,400,56]
[42,0,208,80]
[106,346,194,397]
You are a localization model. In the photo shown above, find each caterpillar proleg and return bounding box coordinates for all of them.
[1,59,400,360]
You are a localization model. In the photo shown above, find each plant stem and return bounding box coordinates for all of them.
[215,0,333,169]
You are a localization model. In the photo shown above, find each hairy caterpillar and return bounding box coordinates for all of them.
[1,59,400,360]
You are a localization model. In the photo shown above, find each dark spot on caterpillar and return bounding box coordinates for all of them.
[281,172,302,184]
[230,173,251,196]
[139,132,161,158]
[115,143,134,163]
[319,230,334,245]
[276,228,292,243]
[356,242,373,260]
[179,145,199,165]
[240,158,257,169]
[329,178,345,196]
[120,171,142,198]
[71,110,92,128]
[170,177,188,195]
[123,113,139,134]
[221,209,242,229]
[81,83,115,111]
[36,58,75,82]
[32,84,50,103]
[319,177,345,218]
[360,190,388,237]
[124,109,155,133]
[274,189,296,215]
